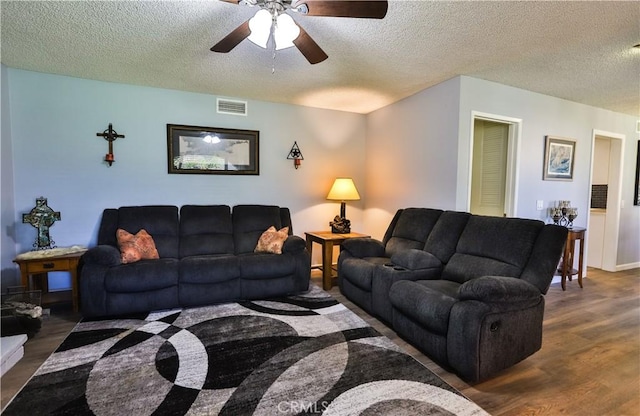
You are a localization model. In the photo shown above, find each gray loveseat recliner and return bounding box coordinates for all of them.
[80,204,310,318]
[337,208,567,382]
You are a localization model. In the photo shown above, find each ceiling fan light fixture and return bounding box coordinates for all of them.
[247,9,272,48]
[274,13,300,50]
[202,134,221,144]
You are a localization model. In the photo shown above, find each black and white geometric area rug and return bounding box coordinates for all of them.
[3,286,489,415]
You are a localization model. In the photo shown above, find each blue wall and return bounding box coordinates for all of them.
[3,68,367,288]
[1,65,17,287]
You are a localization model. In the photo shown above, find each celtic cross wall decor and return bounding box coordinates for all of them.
[22,197,61,250]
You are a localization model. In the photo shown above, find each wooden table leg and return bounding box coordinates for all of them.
[567,240,574,282]
[18,264,29,290]
[322,240,334,290]
[577,237,584,288]
[70,259,80,312]
[561,242,569,291]
[305,235,313,257]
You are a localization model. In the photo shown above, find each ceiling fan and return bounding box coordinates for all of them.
[211,0,388,64]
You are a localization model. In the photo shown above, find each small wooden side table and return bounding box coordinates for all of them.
[305,231,370,290]
[560,227,586,291]
[13,250,86,312]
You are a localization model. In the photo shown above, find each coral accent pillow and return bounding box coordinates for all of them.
[116,228,160,264]
[254,226,289,254]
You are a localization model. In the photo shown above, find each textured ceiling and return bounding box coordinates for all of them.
[1,0,638,115]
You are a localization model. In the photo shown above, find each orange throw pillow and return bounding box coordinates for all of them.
[116,228,160,264]
[254,226,289,254]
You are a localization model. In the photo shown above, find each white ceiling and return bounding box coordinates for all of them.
[1,0,638,115]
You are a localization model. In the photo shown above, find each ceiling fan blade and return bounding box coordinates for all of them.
[210,21,251,53]
[293,25,328,64]
[293,0,388,19]
[219,0,241,3]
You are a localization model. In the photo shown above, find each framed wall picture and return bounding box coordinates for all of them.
[167,124,259,175]
[543,136,576,181]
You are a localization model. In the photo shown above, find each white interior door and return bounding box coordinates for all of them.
[588,130,624,272]
[470,119,509,217]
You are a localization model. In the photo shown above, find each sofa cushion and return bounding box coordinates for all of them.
[238,253,297,279]
[179,280,241,307]
[340,257,389,291]
[423,211,471,263]
[104,258,179,292]
[179,205,234,257]
[116,228,159,264]
[341,238,385,258]
[385,208,443,257]
[414,279,462,298]
[233,205,285,254]
[442,253,523,284]
[116,206,179,258]
[390,249,441,271]
[458,276,541,305]
[519,225,568,294]
[82,245,122,267]
[179,255,240,284]
[390,280,458,335]
[254,226,289,254]
[442,216,544,284]
[282,235,307,254]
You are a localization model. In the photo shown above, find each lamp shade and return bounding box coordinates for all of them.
[247,9,272,48]
[247,10,300,51]
[326,178,360,201]
[274,13,300,50]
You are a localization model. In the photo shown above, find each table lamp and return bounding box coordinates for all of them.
[326,177,360,233]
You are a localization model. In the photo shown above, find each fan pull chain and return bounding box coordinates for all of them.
[271,12,277,74]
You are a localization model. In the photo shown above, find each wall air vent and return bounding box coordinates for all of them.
[217,98,247,116]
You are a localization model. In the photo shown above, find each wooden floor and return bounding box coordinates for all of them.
[2,267,638,415]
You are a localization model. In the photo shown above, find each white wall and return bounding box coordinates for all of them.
[364,75,639,268]
[364,77,461,240]
[3,68,367,285]
[457,76,638,268]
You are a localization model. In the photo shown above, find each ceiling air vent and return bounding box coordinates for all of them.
[217,98,247,116]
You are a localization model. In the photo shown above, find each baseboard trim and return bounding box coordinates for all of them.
[615,262,640,271]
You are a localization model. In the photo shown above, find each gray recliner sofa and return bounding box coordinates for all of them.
[337,208,567,382]
[80,204,310,318]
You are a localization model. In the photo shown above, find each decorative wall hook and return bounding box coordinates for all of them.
[287,141,304,169]
[22,196,61,250]
[96,123,125,166]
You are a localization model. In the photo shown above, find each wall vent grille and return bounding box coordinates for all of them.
[217,98,247,116]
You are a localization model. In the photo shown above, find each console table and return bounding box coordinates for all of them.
[305,231,370,290]
[560,227,586,291]
[13,249,86,312]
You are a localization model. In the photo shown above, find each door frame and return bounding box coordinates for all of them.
[588,129,625,272]
[468,111,522,217]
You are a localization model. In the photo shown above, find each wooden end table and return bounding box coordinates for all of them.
[305,231,370,290]
[560,227,586,291]
[13,250,86,312]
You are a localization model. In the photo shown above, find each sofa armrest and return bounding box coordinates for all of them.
[390,249,441,271]
[82,245,122,267]
[282,235,306,254]
[341,238,385,258]
[458,276,541,304]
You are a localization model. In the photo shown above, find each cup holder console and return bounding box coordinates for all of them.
[383,263,405,271]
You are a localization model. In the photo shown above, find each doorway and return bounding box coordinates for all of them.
[469,112,522,217]
[588,130,624,272]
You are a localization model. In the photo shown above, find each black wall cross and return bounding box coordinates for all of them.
[96,123,125,166]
